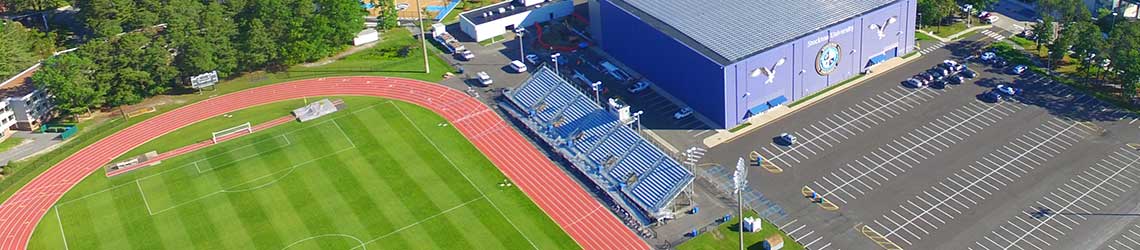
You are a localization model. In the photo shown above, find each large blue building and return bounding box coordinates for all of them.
[587,0,918,128]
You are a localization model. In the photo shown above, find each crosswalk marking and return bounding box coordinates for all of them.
[980,29,1005,41]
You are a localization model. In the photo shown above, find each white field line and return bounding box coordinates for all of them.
[391,103,539,250]
[54,205,69,250]
[1001,150,1140,249]
[137,180,154,215]
[821,102,1008,198]
[770,88,932,160]
[280,234,365,250]
[884,121,1081,237]
[349,195,488,250]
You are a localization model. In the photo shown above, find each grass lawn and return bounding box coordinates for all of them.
[0,27,454,203]
[677,210,804,250]
[0,137,27,154]
[29,98,577,250]
[926,20,975,37]
[915,31,936,42]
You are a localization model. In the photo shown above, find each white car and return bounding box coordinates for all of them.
[903,78,926,88]
[674,107,694,120]
[509,60,527,73]
[525,54,539,64]
[985,15,999,23]
[628,80,650,94]
[476,71,493,86]
[980,52,997,61]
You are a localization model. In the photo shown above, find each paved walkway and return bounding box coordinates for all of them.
[0,77,648,250]
[0,131,62,166]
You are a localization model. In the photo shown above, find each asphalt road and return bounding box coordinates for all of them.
[696,28,1140,250]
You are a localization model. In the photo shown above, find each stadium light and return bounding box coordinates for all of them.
[551,53,562,75]
[515,28,526,61]
[733,157,747,250]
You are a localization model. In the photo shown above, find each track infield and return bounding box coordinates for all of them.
[27,98,577,249]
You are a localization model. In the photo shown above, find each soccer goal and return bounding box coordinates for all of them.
[212,122,253,143]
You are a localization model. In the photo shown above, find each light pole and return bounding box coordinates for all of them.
[415,0,429,74]
[632,110,644,133]
[515,28,526,61]
[551,52,562,75]
[591,81,602,105]
[733,158,747,250]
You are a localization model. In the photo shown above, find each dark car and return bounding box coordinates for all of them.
[960,69,978,78]
[929,79,947,89]
[928,69,947,81]
[980,91,1002,103]
[948,75,965,85]
[916,72,934,83]
[994,58,1009,67]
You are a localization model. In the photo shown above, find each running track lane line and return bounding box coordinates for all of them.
[0,77,648,250]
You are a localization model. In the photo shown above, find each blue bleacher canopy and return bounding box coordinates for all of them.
[747,104,770,116]
[767,95,788,107]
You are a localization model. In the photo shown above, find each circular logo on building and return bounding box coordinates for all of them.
[816,43,842,75]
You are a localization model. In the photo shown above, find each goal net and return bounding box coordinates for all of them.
[212,122,252,143]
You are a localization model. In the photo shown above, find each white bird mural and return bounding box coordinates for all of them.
[868,16,898,39]
[751,57,786,84]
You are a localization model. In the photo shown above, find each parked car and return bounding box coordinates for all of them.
[929,79,947,89]
[984,15,999,24]
[960,69,979,78]
[1010,65,1028,75]
[980,91,1002,103]
[778,133,797,145]
[628,80,650,94]
[940,60,965,73]
[674,107,694,120]
[980,52,997,61]
[903,78,927,88]
[993,58,1009,67]
[948,75,966,85]
[996,84,1019,96]
[509,60,527,73]
[476,71,493,86]
[978,11,991,19]
[928,69,947,81]
[600,61,631,82]
[525,54,540,65]
[916,72,935,83]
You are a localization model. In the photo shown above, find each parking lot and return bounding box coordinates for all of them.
[693,30,1140,250]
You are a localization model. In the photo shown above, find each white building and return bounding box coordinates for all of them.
[458,0,573,42]
[0,64,53,140]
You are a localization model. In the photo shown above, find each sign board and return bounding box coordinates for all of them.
[190,71,219,89]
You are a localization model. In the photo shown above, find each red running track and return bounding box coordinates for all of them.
[0,77,648,250]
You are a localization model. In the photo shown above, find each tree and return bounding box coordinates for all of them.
[960,0,998,11]
[1032,15,1055,52]
[1108,22,1140,99]
[1067,22,1105,74]
[30,54,106,117]
[918,0,956,28]
[0,22,40,80]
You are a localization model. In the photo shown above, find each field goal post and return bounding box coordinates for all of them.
[212,122,252,143]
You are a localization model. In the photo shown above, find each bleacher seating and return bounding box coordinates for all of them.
[510,71,560,109]
[505,66,693,219]
[628,160,692,210]
[587,128,639,164]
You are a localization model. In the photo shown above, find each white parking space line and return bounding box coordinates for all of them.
[969,147,1140,250]
[867,118,1097,247]
[758,86,949,168]
[780,219,839,250]
[808,101,1023,204]
[1102,225,1140,250]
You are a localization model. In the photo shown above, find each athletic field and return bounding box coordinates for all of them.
[28,98,577,249]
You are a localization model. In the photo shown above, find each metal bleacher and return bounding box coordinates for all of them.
[505,66,693,221]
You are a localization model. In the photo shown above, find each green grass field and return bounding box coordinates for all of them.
[28,98,576,250]
[677,211,803,250]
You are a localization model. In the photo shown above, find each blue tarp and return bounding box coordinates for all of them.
[433,0,461,20]
[748,104,770,116]
[767,95,788,107]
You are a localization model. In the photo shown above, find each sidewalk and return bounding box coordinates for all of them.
[0,131,62,166]
[918,24,993,43]
[702,52,922,148]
